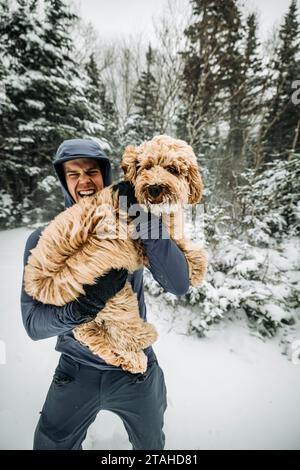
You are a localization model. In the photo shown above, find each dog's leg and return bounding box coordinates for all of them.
[162,207,207,287]
[176,239,207,287]
[118,351,148,374]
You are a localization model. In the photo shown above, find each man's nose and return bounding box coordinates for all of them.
[78,172,92,183]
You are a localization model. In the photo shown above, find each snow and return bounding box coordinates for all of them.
[25,99,45,111]
[261,303,289,323]
[0,228,300,450]
[24,166,41,177]
[0,192,13,209]
[37,176,57,193]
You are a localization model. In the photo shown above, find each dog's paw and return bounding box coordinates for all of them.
[121,351,148,374]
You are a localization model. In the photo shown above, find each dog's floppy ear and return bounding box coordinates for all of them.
[121,145,139,182]
[187,162,204,203]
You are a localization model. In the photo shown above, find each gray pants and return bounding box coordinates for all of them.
[33,354,167,450]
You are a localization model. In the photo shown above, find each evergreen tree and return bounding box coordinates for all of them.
[85,53,119,169]
[0,0,44,224]
[243,13,264,104]
[222,2,245,175]
[226,12,266,173]
[41,0,94,138]
[0,0,108,227]
[178,0,240,150]
[0,0,12,117]
[262,0,300,162]
[124,44,159,144]
[177,0,240,152]
[178,0,247,190]
[0,0,17,227]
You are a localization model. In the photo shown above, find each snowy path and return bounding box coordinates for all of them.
[0,228,299,450]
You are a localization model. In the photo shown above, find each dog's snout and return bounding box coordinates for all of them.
[148,185,162,197]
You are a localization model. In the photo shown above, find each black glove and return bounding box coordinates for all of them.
[115,180,165,240]
[116,180,150,236]
[71,268,128,322]
[115,181,138,211]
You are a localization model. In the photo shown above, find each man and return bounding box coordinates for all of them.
[21,138,190,450]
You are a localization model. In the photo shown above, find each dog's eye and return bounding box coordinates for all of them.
[166,166,178,175]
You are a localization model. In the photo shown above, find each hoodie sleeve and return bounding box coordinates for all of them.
[20,229,84,341]
[136,215,190,296]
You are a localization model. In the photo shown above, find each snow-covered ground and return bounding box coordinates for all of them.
[0,228,299,450]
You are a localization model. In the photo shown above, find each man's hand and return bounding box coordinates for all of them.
[115,180,168,241]
[71,268,128,322]
[115,181,138,211]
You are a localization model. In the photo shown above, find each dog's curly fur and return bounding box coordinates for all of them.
[24,135,207,373]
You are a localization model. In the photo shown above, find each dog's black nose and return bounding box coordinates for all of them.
[148,185,162,197]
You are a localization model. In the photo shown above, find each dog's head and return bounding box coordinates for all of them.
[121,135,203,210]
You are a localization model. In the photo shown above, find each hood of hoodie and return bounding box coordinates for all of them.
[53,138,112,208]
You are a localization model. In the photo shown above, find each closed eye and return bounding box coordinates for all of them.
[141,163,153,171]
[166,166,179,175]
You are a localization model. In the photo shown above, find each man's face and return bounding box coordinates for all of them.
[64,157,104,203]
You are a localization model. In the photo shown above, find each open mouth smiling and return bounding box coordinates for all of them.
[77,189,96,197]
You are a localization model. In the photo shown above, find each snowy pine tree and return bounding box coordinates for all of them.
[0,0,108,227]
[222,2,245,178]
[85,53,119,172]
[0,0,14,119]
[177,0,242,150]
[261,0,300,162]
[177,0,218,153]
[224,11,268,178]
[0,0,46,226]
[241,13,266,167]
[124,44,159,144]
[0,0,17,226]
[177,0,252,197]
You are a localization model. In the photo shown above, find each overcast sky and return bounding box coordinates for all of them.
[75,0,296,44]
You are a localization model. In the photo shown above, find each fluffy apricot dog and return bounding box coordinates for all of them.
[24,135,207,373]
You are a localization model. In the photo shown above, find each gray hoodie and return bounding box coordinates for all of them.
[20,138,190,370]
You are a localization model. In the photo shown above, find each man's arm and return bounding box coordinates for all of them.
[21,229,128,341]
[137,216,190,296]
[116,181,190,296]
[20,228,85,341]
